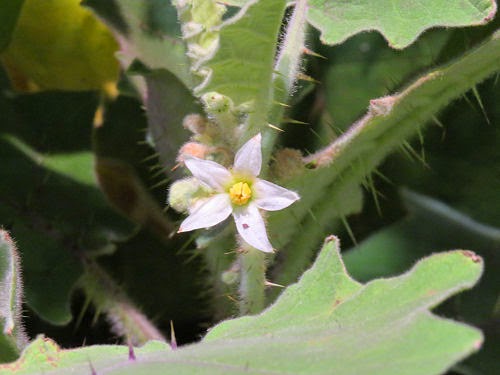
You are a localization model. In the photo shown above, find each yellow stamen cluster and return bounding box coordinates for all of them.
[229,182,252,205]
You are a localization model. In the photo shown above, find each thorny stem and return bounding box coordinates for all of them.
[238,242,266,315]
[260,0,309,175]
[237,1,309,314]
[79,260,166,346]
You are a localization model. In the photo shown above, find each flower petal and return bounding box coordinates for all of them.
[233,204,273,253]
[178,194,232,232]
[184,157,231,191]
[254,179,300,211]
[234,133,262,176]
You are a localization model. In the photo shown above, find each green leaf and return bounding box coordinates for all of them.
[92,94,176,239]
[0,337,170,374]
[1,237,484,374]
[269,180,363,296]
[0,230,26,363]
[83,0,192,89]
[0,0,24,52]
[343,190,500,375]
[197,0,286,104]
[197,0,287,140]
[139,68,202,171]
[344,189,500,320]
[1,0,119,91]
[0,136,124,325]
[307,0,497,49]
[0,90,133,324]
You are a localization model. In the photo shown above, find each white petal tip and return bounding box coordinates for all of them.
[261,247,275,253]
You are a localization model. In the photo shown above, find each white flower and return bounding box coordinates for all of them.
[178,133,300,252]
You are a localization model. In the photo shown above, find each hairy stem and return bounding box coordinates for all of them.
[79,260,166,346]
[260,0,309,173]
[275,0,308,94]
[0,230,27,361]
[238,244,266,315]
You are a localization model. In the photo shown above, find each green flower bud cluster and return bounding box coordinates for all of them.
[174,0,225,83]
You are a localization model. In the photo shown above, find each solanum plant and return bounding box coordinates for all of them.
[0,0,498,374]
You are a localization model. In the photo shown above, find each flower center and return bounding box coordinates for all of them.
[229,182,252,205]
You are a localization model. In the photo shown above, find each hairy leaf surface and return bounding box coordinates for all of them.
[308,0,497,48]
[1,237,484,375]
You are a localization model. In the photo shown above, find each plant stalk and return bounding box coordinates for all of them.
[238,244,266,315]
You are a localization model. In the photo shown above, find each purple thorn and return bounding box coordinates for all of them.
[170,320,178,350]
[128,339,136,361]
[88,360,97,375]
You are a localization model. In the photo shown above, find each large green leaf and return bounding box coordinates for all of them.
[307,0,497,49]
[0,0,24,52]
[0,237,484,374]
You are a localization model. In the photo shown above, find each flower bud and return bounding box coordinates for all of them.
[201,92,233,115]
[177,142,210,163]
[221,269,239,285]
[168,177,204,213]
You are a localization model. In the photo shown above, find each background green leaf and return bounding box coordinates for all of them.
[1,0,119,91]
[84,0,192,89]
[0,0,24,53]
[0,88,132,324]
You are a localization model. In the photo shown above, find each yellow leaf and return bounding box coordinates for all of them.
[1,0,119,92]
